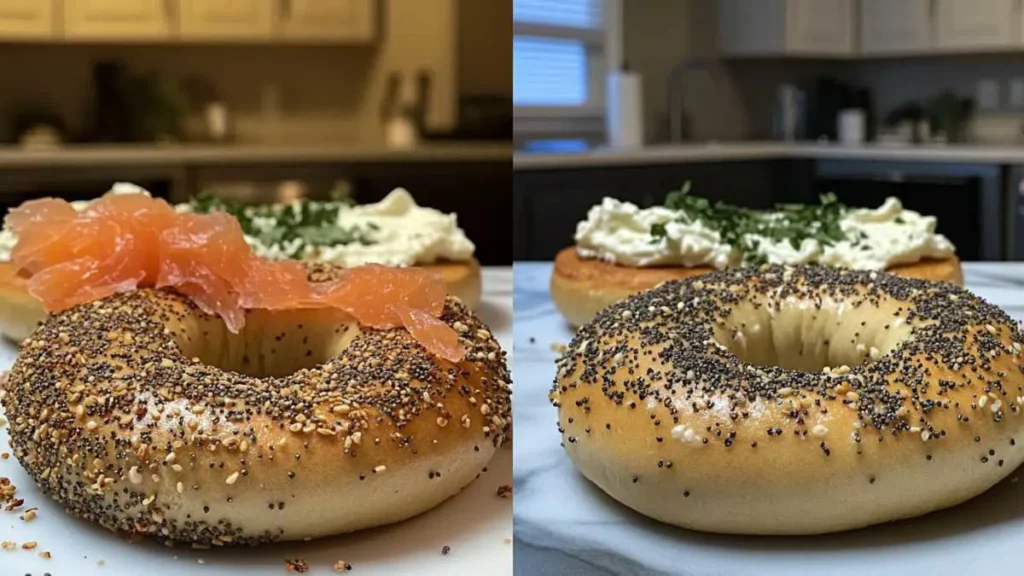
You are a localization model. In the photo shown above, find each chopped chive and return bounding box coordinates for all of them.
[658,183,848,264]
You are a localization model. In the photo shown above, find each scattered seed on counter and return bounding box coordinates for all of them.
[285,558,310,573]
[0,477,16,501]
[442,545,451,555]
[333,560,353,572]
[496,485,512,498]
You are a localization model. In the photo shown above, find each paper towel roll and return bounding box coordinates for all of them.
[607,70,644,148]
[838,108,866,145]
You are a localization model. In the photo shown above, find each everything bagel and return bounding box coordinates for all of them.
[2,274,510,544]
[552,265,1024,535]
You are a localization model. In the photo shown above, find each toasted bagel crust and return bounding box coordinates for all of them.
[433,258,483,310]
[551,247,964,326]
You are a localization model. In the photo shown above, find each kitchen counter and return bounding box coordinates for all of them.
[513,261,1024,576]
[0,142,511,169]
[514,141,1024,170]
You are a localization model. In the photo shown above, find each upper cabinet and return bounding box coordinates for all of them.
[64,0,171,40]
[934,0,1017,50]
[277,0,376,42]
[0,0,56,39]
[718,0,786,56]
[719,0,855,57]
[179,0,274,40]
[860,0,932,55]
[0,0,377,42]
[785,0,855,55]
[723,0,1024,57]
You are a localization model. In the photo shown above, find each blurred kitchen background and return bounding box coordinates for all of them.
[0,0,512,264]
[513,0,1024,264]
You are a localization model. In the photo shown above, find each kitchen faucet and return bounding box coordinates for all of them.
[667,59,721,143]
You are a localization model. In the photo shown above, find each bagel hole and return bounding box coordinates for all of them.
[172,308,358,378]
[713,295,913,373]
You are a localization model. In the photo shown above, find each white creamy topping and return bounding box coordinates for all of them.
[305,188,474,267]
[575,196,954,270]
[110,182,151,196]
[575,198,734,267]
[0,229,15,262]
[819,197,955,269]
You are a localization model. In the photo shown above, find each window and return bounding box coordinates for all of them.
[513,0,619,140]
[513,37,588,107]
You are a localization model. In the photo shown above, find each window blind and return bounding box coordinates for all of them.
[513,37,587,106]
[513,0,606,117]
[513,0,603,29]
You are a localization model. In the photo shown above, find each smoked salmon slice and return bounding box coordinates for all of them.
[2,193,464,362]
[0,262,26,288]
[321,265,447,327]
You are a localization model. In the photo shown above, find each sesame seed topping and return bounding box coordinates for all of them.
[0,283,511,547]
[551,264,1024,485]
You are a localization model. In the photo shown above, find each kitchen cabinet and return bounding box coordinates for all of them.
[179,0,273,40]
[719,0,854,57]
[785,0,855,55]
[277,0,376,42]
[860,0,932,55]
[0,0,56,39]
[718,0,786,56]
[934,0,1017,50]
[64,0,171,40]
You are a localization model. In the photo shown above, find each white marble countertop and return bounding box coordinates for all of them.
[513,262,1024,576]
[0,268,512,576]
[514,141,1024,170]
[0,142,511,169]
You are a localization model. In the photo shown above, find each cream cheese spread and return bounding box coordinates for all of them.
[575,195,954,270]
